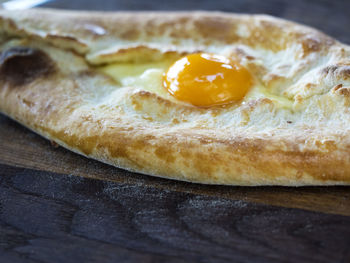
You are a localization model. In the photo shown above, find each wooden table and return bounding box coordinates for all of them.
[1,1,350,262]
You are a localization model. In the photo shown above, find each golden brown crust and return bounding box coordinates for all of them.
[0,9,350,185]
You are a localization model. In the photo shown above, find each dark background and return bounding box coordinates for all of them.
[42,0,350,44]
[0,1,350,263]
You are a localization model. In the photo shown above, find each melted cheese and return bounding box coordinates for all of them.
[99,60,293,109]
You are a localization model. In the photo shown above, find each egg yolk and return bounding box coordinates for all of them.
[163,53,253,107]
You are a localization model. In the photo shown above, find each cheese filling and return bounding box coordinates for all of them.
[99,60,293,109]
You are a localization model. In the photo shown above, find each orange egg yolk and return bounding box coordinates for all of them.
[163,53,253,107]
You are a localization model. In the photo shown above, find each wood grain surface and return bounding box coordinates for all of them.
[1,0,350,262]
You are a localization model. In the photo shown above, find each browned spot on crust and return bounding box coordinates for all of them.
[22,98,34,107]
[131,95,143,111]
[273,149,350,182]
[341,67,350,80]
[322,64,350,80]
[172,118,180,124]
[322,65,336,75]
[155,147,175,163]
[339,88,350,97]
[0,47,55,86]
[144,16,191,39]
[74,135,97,155]
[193,152,214,176]
[295,31,335,57]
[166,16,191,38]
[142,116,154,121]
[301,37,321,54]
[295,94,303,104]
[193,17,238,42]
[107,144,128,159]
[245,22,286,52]
[334,86,350,97]
[232,47,256,61]
[305,83,316,90]
[179,149,191,160]
[54,132,99,156]
[120,28,140,40]
[315,140,337,151]
[332,83,343,92]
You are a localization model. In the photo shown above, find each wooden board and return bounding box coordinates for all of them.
[1,115,350,263]
[1,0,350,262]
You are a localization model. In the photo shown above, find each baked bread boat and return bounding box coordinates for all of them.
[0,9,350,186]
